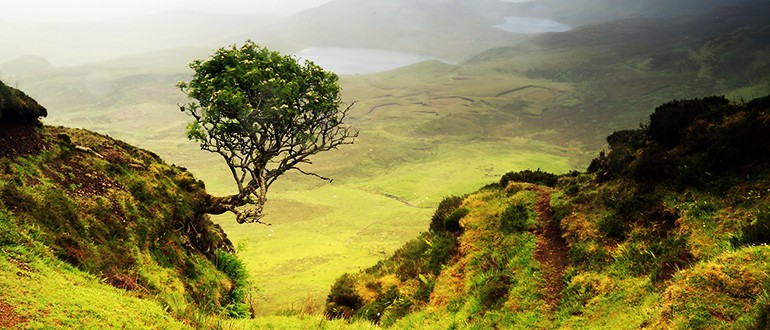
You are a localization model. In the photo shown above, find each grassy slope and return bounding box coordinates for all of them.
[0,242,187,329]
[0,122,245,328]
[328,95,770,329]
[1,2,768,317]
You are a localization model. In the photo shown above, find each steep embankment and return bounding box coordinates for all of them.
[324,94,770,328]
[0,81,248,328]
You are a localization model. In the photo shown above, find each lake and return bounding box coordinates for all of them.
[295,16,570,75]
[494,16,572,34]
[295,47,452,75]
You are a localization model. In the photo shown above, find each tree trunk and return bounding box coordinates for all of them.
[202,194,248,215]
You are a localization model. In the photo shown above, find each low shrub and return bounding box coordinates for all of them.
[597,213,625,240]
[568,240,611,271]
[647,96,730,148]
[214,249,249,318]
[391,237,430,281]
[443,207,468,234]
[427,233,459,275]
[476,272,512,312]
[658,246,770,329]
[325,273,364,319]
[355,285,400,325]
[733,207,770,247]
[429,196,464,233]
[500,202,531,233]
[500,169,559,187]
[0,211,21,246]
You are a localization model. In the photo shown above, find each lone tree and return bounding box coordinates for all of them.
[178,41,357,224]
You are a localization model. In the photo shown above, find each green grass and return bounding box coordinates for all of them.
[0,247,188,329]
[223,314,378,329]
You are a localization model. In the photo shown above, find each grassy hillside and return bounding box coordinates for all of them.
[2,1,769,314]
[0,85,253,327]
[326,94,770,328]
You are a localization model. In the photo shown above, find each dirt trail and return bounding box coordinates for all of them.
[0,299,25,328]
[531,186,570,311]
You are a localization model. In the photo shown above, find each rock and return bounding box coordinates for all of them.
[0,81,48,125]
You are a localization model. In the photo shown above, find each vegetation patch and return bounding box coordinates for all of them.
[656,246,770,329]
[324,94,770,328]
[0,122,247,327]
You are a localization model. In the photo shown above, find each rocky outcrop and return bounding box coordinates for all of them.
[0,81,47,124]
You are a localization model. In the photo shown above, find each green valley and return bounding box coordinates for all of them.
[1,0,770,328]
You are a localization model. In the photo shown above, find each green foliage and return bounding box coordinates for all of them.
[0,125,241,326]
[659,246,770,329]
[178,40,356,223]
[354,285,401,325]
[0,79,48,124]
[567,241,611,271]
[325,274,363,320]
[214,250,250,318]
[426,233,460,276]
[0,211,22,247]
[0,80,10,109]
[473,271,512,312]
[647,96,731,148]
[442,207,469,234]
[733,206,770,247]
[616,235,692,282]
[500,168,559,188]
[429,195,465,234]
[390,236,431,280]
[589,94,770,190]
[597,213,625,240]
[500,202,532,233]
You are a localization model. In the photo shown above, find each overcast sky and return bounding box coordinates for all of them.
[0,0,335,23]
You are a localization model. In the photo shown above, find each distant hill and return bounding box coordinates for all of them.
[325,93,770,328]
[505,0,765,26]
[251,0,528,60]
[463,1,770,152]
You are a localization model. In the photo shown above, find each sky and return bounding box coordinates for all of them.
[0,0,334,23]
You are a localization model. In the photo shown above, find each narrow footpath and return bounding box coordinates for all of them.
[531,186,570,311]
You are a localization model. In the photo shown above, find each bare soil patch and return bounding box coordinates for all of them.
[0,123,47,159]
[531,186,570,310]
[0,298,25,328]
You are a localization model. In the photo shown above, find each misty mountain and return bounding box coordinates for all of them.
[506,0,765,26]
[0,11,274,66]
[245,0,529,60]
[4,0,761,68]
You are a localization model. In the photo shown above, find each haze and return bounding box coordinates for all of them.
[0,0,334,22]
[1,0,745,67]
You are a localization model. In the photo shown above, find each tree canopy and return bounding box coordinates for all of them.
[178,41,357,224]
